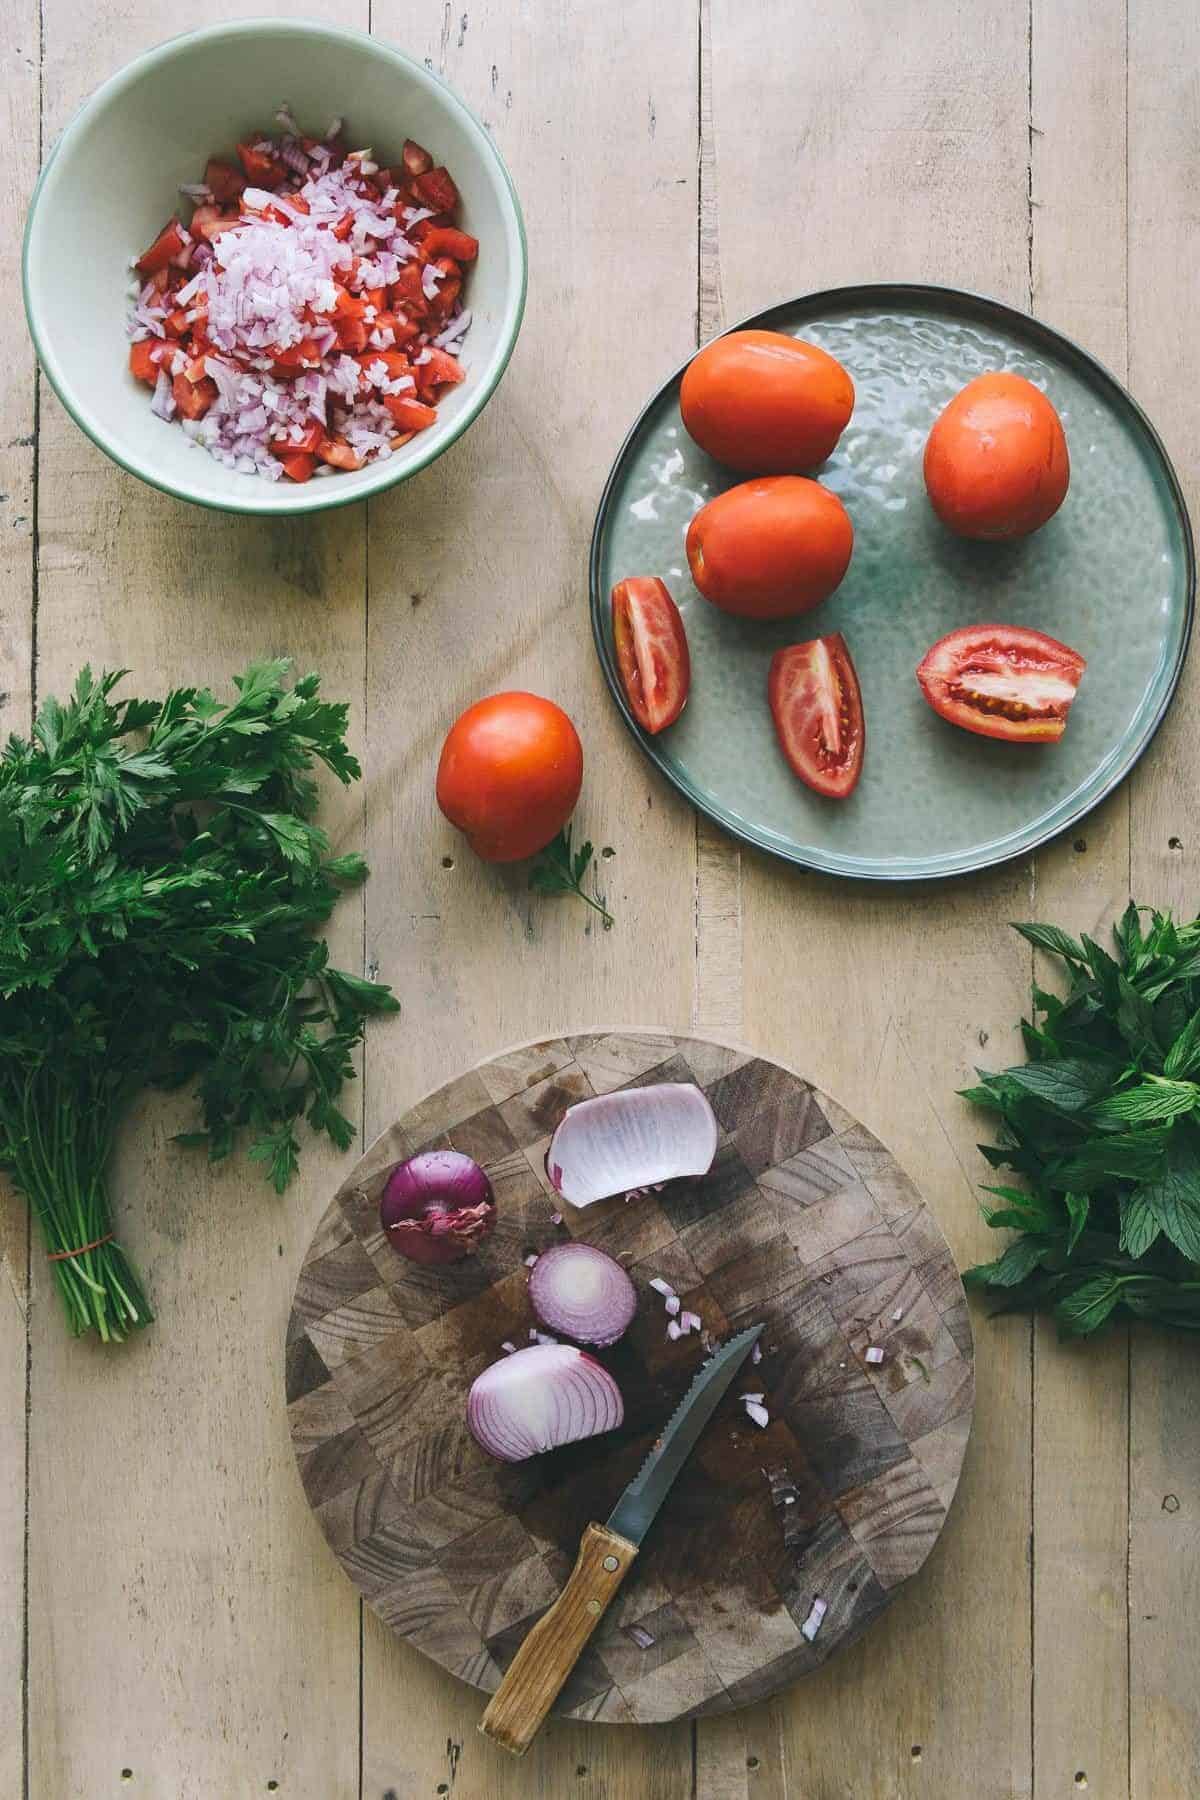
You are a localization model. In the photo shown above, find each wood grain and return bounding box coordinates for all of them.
[7,2,1200,1796]
[289,1033,974,1742]
[0,0,39,1788]
[1029,3,1132,1793]
[25,5,368,1795]
[1127,1,1200,1793]
[359,2,701,1793]
[702,4,1037,1797]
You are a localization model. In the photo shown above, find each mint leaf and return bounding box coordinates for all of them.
[1012,921,1087,965]
[1055,1273,1125,1339]
[1164,1010,1200,1080]
[1086,1079,1199,1127]
[1003,1057,1119,1114]
[1065,1190,1090,1255]
[1119,1190,1162,1259]
[1129,1140,1200,1262]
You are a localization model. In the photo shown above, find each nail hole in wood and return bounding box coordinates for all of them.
[437,1787,450,1796]
[1170,837,1183,851]
[1073,837,1087,853]
[441,855,455,869]
[267,1784,279,1793]
[1163,1493,1180,1512]
[911,1745,922,1762]
[746,1754,760,1770]
[1075,1775,1088,1790]
[576,1765,588,1777]
[601,846,615,859]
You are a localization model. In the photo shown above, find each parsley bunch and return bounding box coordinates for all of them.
[964,905,1200,1337]
[0,661,398,1343]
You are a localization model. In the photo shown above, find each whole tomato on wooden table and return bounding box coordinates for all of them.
[436,692,584,862]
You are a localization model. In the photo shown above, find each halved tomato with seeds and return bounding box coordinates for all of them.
[768,633,864,799]
[611,577,691,734]
[916,624,1086,743]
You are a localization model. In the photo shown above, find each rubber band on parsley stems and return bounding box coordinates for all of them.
[0,661,398,1343]
[962,903,1200,1339]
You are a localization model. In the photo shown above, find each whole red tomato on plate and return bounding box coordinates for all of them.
[680,329,855,474]
[686,476,853,620]
[436,693,583,861]
[924,372,1070,540]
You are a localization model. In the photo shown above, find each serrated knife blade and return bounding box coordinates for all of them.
[480,1322,764,1755]
[606,1322,764,1545]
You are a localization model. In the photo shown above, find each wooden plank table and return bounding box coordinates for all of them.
[3,2,1198,1795]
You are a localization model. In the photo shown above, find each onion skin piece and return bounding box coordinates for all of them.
[546,1082,719,1208]
[466,1343,624,1463]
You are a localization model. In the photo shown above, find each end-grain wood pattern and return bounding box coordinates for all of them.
[288,1033,973,1724]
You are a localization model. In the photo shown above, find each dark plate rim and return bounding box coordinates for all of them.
[588,281,1196,883]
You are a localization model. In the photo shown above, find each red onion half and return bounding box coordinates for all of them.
[528,1242,637,1347]
[546,1082,718,1207]
[466,1344,624,1462]
[380,1150,496,1266]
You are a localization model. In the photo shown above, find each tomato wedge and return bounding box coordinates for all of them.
[916,624,1086,743]
[611,577,691,734]
[768,633,865,799]
[136,218,188,276]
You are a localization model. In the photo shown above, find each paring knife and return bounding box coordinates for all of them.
[479,1323,764,1755]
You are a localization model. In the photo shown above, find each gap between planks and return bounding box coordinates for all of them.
[692,0,743,1045]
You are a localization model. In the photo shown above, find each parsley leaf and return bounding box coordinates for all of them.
[529,825,614,930]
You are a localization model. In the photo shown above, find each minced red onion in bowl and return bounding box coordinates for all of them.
[127,113,474,482]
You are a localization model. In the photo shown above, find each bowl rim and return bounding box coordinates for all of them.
[22,15,528,516]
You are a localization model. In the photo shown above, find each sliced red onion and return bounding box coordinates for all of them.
[380,1150,496,1267]
[466,1344,624,1463]
[751,1342,763,1365]
[865,1346,885,1366]
[546,1083,718,1209]
[528,1242,637,1347]
[667,1320,682,1342]
[628,1625,656,1650]
[681,1310,702,1334]
[743,1399,770,1429]
[665,1295,681,1318]
[649,1277,675,1298]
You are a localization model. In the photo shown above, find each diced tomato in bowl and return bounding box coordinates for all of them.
[121,111,485,488]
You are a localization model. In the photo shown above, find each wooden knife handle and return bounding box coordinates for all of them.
[479,1521,638,1755]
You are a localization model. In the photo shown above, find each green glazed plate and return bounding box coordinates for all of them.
[590,285,1194,880]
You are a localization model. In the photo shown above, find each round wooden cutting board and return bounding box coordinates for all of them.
[286,1033,975,1724]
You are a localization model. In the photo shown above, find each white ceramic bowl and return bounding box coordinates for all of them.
[23,18,527,514]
